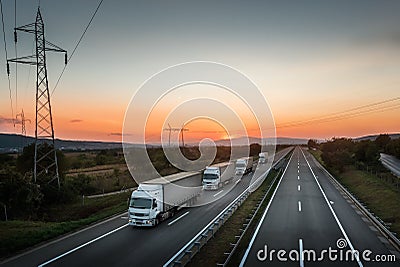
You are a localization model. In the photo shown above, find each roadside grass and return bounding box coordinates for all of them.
[188,167,285,267]
[309,150,400,236]
[0,192,130,259]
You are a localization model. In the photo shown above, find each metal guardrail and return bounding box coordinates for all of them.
[309,153,400,252]
[163,149,293,267]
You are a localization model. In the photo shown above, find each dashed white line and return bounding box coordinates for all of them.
[298,201,302,212]
[298,185,301,191]
[120,216,128,219]
[299,239,304,267]
[167,211,190,226]
[213,190,224,197]
[298,175,300,180]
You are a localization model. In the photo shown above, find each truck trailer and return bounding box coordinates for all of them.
[128,171,202,227]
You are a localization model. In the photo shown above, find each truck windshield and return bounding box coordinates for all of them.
[130,198,152,209]
[236,163,246,167]
[203,174,218,180]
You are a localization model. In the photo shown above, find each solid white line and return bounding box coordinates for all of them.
[299,239,304,267]
[213,190,224,197]
[298,185,301,191]
[1,212,127,265]
[167,211,190,226]
[38,224,128,266]
[300,148,363,267]
[298,201,302,212]
[239,150,295,267]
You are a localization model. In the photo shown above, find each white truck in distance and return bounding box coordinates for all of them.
[258,152,267,164]
[202,162,230,190]
[128,171,201,227]
[235,157,253,175]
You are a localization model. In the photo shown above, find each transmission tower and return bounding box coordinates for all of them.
[7,8,67,189]
[16,109,31,150]
[16,109,31,136]
[163,123,189,147]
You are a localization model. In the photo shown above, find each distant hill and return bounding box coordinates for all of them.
[354,133,400,142]
[0,133,121,153]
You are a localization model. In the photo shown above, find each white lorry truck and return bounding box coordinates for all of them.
[258,152,267,164]
[202,162,230,190]
[235,157,253,175]
[128,171,202,227]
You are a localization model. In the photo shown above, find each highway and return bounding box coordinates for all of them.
[380,153,400,177]
[240,147,399,266]
[1,148,291,267]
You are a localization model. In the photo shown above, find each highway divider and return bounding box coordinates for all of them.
[163,148,293,267]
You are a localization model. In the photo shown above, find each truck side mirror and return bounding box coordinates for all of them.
[153,199,157,209]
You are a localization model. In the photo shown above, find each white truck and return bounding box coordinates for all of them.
[235,157,253,175]
[128,171,202,227]
[258,152,267,164]
[202,162,230,190]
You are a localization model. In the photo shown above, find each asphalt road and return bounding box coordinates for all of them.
[1,148,292,267]
[240,147,399,267]
[380,153,400,177]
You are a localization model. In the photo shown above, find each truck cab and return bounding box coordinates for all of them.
[128,186,160,227]
[202,166,221,190]
[258,152,267,164]
[235,158,247,175]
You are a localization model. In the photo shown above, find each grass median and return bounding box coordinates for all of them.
[0,192,130,259]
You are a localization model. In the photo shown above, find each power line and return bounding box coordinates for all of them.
[276,97,400,129]
[0,0,15,127]
[14,0,17,112]
[51,0,104,96]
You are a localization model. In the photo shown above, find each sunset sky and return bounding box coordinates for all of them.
[0,0,399,143]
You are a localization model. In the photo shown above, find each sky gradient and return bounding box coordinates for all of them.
[1,0,399,142]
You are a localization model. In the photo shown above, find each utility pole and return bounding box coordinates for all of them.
[7,8,67,189]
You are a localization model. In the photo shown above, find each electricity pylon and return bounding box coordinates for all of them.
[7,8,67,189]
[16,109,31,136]
[163,123,189,147]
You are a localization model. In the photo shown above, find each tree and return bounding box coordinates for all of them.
[375,134,391,152]
[307,139,318,149]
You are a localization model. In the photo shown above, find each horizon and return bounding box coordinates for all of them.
[0,1,399,143]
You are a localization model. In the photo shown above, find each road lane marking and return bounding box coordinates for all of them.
[298,201,302,212]
[121,216,128,219]
[213,190,224,197]
[297,175,300,180]
[298,185,301,191]
[300,148,363,267]
[38,223,128,266]
[299,239,304,267]
[239,150,295,267]
[167,211,190,226]
[329,200,334,205]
